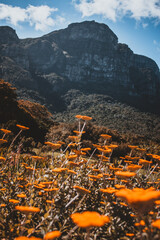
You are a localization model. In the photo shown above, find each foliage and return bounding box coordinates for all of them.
[0,79,53,142]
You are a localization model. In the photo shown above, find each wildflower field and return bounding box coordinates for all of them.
[1,115,160,240]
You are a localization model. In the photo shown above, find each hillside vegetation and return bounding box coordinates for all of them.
[53,89,160,142]
[0,79,53,143]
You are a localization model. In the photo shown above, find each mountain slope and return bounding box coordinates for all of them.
[0,79,53,142]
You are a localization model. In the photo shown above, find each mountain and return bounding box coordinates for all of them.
[0,21,160,115]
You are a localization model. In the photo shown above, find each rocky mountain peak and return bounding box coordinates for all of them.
[43,21,118,57]
[66,20,118,42]
[0,21,160,114]
[0,26,19,44]
[45,20,118,42]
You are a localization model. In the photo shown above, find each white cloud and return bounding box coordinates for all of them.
[73,0,160,22]
[0,3,64,31]
[0,4,27,25]
[26,5,57,31]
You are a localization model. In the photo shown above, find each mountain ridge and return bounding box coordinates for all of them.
[0,20,160,115]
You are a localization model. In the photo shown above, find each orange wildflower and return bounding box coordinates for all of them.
[108,144,118,149]
[16,124,29,130]
[25,166,35,171]
[73,149,86,156]
[75,115,83,119]
[100,134,112,140]
[127,164,142,172]
[69,161,79,167]
[155,200,160,205]
[130,213,137,217]
[116,188,160,214]
[89,178,97,182]
[68,136,79,142]
[125,155,133,160]
[73,186,91,195]
[18,185,24,188]
[1,204,6,207]
[139,159,152,166]
[93,144,101,148]
[68,170,77,175]
[136,148,146,152]
[109,166,122,171]
[43,188,59,192]
[115,171,136,179]
[44,142,61,150]
[15,206,40,213]
[97,155,109,161]
[114,184,126,189]
[34,184,45,189]
[71,211,110,228]
[103,174,111,177]
[108,177,116,181]
[152,155,160,161]
[0,139,7,144]
[17,194,26,198]
[135,220,145,226]
[57,141,65,145]
[152,219,160,229]
[126,233,134,237]
[128,145,138,149]
[97,148,112,154]
[81,115,92,121]
[149,211,154,215]
[44,231,61,239]
[46,199,55,204]
[100,187,117,194]
[9,199,20,204]
[68,154,78,160]
[124,160,132,164]
[39,181,53,186]
[0,156,6,161]
[80,148,91,151]
[73,130,85,135]
[52,168,67,173]
[0,128,11,134]
[88,174,103,180]
[120,202,128,207]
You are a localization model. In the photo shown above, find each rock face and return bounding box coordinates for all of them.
[0,21,160,113]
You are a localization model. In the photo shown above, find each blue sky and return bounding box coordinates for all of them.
[0,0,160,68]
